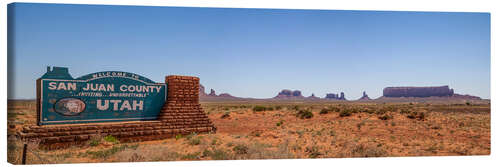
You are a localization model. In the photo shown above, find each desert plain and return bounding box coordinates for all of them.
[7,99,490,164]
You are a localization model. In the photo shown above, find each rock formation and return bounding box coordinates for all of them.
[199,84,207,96]
[292,90,302,97]
[209,89,217,96]
[325,92,346,100]
[307,93,320,99]
[383,86,454,97]
[274,89,305,99]
[218,93,234,98]
[199,84,238,100]
[278,90,292,96]
[325,94,337,99]
[199,84,222,97]
[450,94,482,100]
[358,91,371,100]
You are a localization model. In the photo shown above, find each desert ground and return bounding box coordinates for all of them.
[7,100,490,164]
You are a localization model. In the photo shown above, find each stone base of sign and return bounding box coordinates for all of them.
[19,120,214,149]
[19,75,216,149]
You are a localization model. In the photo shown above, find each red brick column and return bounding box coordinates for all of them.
[158,75,216,133]
[165,75,200,105]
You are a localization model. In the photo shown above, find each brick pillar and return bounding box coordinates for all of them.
[165,75,200,104]
[158,75,216,134]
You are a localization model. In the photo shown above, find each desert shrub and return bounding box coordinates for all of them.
[329,130,336,137]
[89,139,100,147]
[375,109,386,115]
[351,108,360,113]
[202,149,212,157]
[296,109,313,119]
[466,102,471,106]
[356,119,367,130]
[187,137,201,145]
[276,120,284,127]
[238,142,293,159]
[253,105,267,112]
[128,144,139,150]
[185,133,198,140]
[360,108,373,114]
[8,112,20,119]
[181,152,200,160]
[128,153,146,162]
[320,106,341,114]
[7,136,22,164]
[378,114,393,120]
[85,145,129,159]
[305,146,322,158]
[89,134,102,146]
[175,134,183,140]
[209,149,232,160]
[275,106,282,110]
[425,144,439,153]
[233,144,249,154]
[291,144,302,151]
[221,112,230,119]
[150,151,181,161]
[351,144,388,157]
[267,107,275,111]
[400,108,411,114]
[415,112,424,120]
[407,111,425,120]
[210,138,218,145]
[7,140,17,153]
[250,130,262,137]
[431,125,441,130]
[104,135,119,144]
[296,130,305,138]
[452,146,471,155]
[320,108,331,114]
[339,109,352,117]
[292,105,300,111]
[384,106,397,112]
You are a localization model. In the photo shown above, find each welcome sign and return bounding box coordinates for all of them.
[37,67,167,125]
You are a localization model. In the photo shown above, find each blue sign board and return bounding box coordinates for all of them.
[37,67,167,125]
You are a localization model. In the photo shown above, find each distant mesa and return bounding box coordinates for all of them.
[325,92,346,100]
[274,89,305,99]
[382,85,481,100]
[383,86,454,98]
[358,91,371,100]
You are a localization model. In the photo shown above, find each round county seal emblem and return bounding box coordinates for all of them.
[54,98,86,116]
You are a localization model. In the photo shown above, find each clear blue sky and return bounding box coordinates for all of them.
[8,3,490,100]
